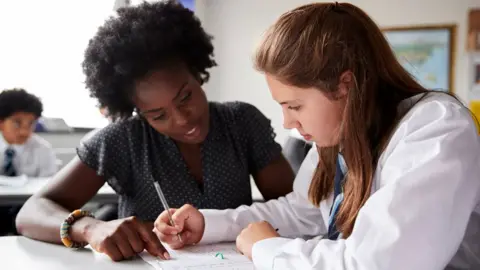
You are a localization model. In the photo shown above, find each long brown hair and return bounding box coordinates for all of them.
[255,2,431,237]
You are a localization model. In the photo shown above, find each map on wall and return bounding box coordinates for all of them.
[384,25,455,92]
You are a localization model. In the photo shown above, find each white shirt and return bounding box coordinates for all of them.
[0,133,58,177]
[199,93,480,270]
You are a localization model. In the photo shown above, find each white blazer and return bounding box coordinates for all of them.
[199,93,480,270]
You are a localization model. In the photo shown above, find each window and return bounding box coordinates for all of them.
[0,0,195,128]
[0,0,115,128]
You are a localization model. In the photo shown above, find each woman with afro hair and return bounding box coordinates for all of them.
[16,0,294,261]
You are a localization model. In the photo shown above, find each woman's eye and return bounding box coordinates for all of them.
[180,91,192,102]
[153,114,167,121]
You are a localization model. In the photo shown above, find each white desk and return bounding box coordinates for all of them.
[0,236,152,270]
[0,177,117,206]
[0,177,264,207]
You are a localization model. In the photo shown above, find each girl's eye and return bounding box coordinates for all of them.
[288,106,301,111]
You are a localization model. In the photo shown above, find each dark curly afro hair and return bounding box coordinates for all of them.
[82,0,216,119]
[0,88,43,120]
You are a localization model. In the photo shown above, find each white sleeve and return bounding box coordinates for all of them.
[199,147,326,244]
[36,146,58,177]
[251,99,480,269]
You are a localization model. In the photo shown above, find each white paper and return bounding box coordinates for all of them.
[140,242,254,270]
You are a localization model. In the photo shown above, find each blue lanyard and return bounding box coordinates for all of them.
[327,154,346,240]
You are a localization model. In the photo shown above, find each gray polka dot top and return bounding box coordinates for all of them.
[77,102,282,221]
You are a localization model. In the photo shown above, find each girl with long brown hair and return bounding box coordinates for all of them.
[154,2,480,269]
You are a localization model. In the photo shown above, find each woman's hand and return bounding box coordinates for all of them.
[153,204,205,249]
[236,221,280,260]
[84,216,168,261]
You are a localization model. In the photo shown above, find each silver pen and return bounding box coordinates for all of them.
[153,181,183,243]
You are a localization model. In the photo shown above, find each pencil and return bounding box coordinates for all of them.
[153,181,183,243]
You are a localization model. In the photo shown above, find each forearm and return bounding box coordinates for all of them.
[200,193,325,244]
[15,196,101,244]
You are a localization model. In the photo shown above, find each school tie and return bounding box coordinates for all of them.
[327,153,346,240]
[3,147,17,177]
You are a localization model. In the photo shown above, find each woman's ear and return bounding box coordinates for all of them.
[196,75,204,85]
[336,71,354,98]
[188,68,204,85]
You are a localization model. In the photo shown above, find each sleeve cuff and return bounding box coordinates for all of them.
[199,209,239,244]
[252,237,292,270]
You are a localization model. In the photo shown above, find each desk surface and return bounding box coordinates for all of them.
[0,178,264,206]
[0,177,115,196]
[0,236,152,270]
[0,177,117,206]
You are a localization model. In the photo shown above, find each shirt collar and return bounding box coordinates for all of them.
[0,133,26,154]
[338,153,348,174]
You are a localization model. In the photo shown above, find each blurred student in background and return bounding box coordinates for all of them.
[0,88,57,178]
[0,88,57,235]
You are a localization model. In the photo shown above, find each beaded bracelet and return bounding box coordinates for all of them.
[60,209,95,249]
